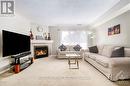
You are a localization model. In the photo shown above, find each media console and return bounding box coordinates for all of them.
[11,51,34,73]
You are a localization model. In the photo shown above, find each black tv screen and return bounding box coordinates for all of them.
[2,30,30,57]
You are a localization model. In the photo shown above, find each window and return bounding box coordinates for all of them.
[60,30,87,49]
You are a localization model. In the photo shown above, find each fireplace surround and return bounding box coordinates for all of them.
[31,40,53,58]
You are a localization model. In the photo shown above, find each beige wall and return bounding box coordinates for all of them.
[95,10,130,47]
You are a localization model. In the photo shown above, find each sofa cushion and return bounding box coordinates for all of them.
[95,56,109,68]
[65,45,75,51]
[88,46,98,53]
[73,44,81,51]
[58,44,67,51]
[101,45,115,57]
[97,45,104,55]
[87,53,98,60]
[125,48,130,57]
[111,47,124,57]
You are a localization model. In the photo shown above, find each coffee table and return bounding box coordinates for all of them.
[66,53,80,69]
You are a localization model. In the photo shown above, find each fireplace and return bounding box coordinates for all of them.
[31,40,53,58]
[34,46,48,58]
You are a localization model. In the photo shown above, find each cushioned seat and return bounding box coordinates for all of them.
[88,53,110,68]
[95,56,109,68]
[87,53,97,60]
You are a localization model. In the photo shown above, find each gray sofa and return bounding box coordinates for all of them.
[84,45,130,81]
[57,45,83,59]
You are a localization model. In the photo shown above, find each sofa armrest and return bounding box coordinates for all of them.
[57,49,60,52]
[108,57,130,81]
[110,57,130,67]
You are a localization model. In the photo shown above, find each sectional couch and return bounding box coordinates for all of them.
[84,45,130,81]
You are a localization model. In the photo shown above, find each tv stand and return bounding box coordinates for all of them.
[11,51,34,73]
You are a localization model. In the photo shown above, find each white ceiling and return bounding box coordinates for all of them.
[16,0,120,25]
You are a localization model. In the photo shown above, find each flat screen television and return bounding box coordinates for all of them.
[2,30,30,57]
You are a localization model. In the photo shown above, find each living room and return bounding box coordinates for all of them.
[0,0,130,86]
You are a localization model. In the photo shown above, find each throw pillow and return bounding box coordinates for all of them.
[73,44,82,51]
[88,46,98,53]
[111,47,124,57]
[58,44,67,51]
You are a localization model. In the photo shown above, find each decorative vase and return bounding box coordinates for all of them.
[30,31,34,40]
[48,33,51,40]
[44,33,48,40]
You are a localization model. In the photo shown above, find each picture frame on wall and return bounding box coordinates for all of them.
[108,24,120,36]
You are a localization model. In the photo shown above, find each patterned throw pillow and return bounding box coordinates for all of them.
[73,44,82,51]
[111,47,124,57]
[88,46,98,53]
[58,44,67,51]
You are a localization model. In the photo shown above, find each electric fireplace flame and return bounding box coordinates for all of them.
[34,46,48,58]
[35,50,47,56]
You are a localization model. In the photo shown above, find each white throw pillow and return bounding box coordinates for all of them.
[101,45,115,57]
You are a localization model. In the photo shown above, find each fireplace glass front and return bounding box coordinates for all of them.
[34,46,48,58]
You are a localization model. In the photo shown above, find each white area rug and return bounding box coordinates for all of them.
[0,56,130,86]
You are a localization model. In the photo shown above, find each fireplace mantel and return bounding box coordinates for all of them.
[31,40,53,58]
[31,40,53,44]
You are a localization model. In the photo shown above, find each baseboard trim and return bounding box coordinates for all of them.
[51,55,57,57]
[0,64,12,74]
